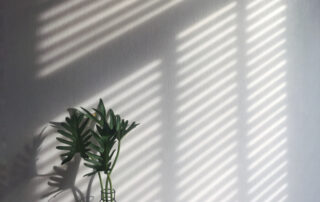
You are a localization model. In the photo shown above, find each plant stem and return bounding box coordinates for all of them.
[102,141,121,201]
[110,141,121,173]
[98,172,105,202]
[105,173,109,201]
[107,173,113,201]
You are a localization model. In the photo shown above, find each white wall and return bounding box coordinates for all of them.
[1,0,320,201]
[287,0,320,201]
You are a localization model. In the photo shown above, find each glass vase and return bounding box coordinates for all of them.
[100,189,116,202]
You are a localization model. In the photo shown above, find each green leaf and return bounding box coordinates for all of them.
[91,131,104,147]
[116,115,121,132]
[96,125,104,136]
[56,146,72,150]
[56,137,73,145]
[97,99,106,117]
[61,123,73,133]
[84,163,98,169]
[65,117,73,128]
[81,107,100,123]
[51,108,91,164]
[85,158,100,165]
[93,108,106,125]
[87,152,103,161]
[57,130,74,140]
[90,143,104,153]
[79,118,89,133]
[83,133,92,143]
[109,109,115,129]
[120,122,139,140]
[82,103,139,175]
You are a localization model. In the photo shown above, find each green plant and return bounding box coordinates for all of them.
[51,99,138,202]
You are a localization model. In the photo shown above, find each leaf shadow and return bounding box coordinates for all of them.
[0,128,47,200]
[42,154,95,202]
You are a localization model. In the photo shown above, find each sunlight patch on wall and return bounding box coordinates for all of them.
[175,2,239,201]
[36,60,164,202]
[35,0,184,78]
[245,0,289,201]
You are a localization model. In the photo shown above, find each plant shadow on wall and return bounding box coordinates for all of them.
[0,126,95,202]
[41,155,95,202]
[0,129,47,201]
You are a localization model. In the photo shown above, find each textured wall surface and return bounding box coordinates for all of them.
[1,0,320,201]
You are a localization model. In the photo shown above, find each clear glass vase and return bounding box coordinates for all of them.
[100,189,116,202]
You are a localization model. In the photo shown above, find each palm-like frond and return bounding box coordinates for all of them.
[51,108,91,164]
[84,131,117,176]
[82,99,139,175]
[87,99,139,139]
